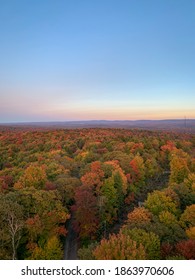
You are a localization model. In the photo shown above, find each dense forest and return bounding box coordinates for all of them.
[0,126,195,260]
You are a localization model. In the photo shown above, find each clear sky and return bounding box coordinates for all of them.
[0,0,195,122]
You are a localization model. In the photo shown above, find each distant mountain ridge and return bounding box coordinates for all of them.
[1,119,195,132]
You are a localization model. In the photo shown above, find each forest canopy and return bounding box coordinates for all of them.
[0,127,194,260]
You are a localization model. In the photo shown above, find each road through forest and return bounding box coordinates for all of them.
[63,172,170,259]
[64,214,78,260]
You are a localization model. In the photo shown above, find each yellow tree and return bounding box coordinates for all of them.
[186,227,195,239]
[28,236,63,260]
[145,190,178,216]
[180,204,195,228]
[14,164,47,189]
[169,150,190,185]
[93,232,146,260]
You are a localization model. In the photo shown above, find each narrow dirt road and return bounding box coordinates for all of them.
[64,215,78,260]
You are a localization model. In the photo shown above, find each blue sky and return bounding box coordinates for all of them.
[0,0,195,122]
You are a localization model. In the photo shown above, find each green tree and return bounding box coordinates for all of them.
[28,236,63,260]
[78,242,98,260]
[148,215,186,244]
[121,228,160,259]
[99,177,118,224]
[145,190,178,216]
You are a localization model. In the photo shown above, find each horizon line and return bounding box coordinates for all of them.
[1,118,195,125]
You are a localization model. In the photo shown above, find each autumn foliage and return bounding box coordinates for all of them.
[93,232,146,260]
[0,126,194,259]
